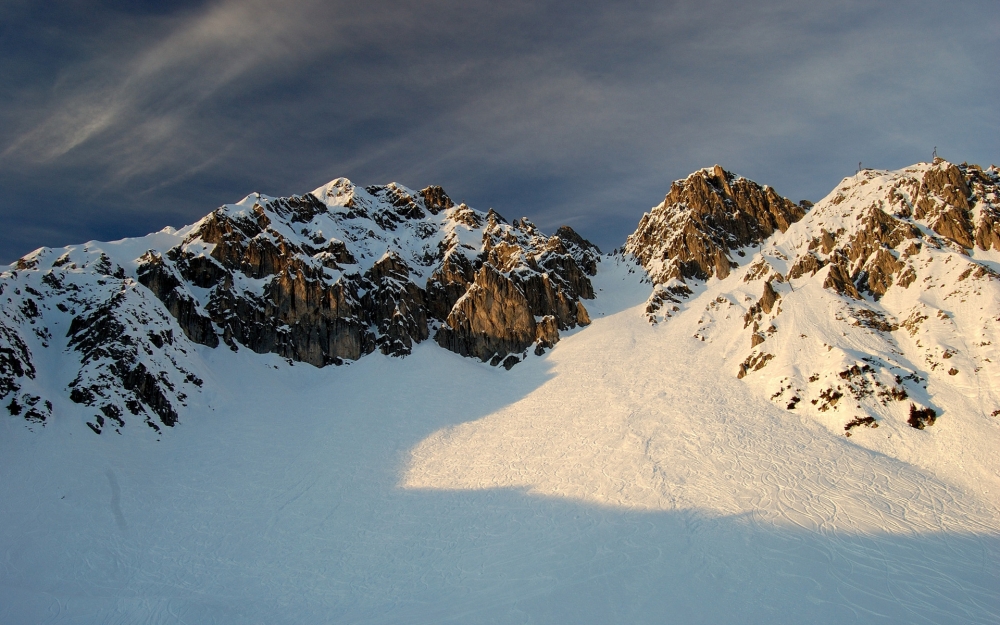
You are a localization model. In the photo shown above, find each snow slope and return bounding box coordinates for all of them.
[1,259,997,624]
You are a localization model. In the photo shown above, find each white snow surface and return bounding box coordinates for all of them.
[1,256,999,623]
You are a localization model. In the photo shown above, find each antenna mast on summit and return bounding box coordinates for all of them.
[933,146,938,160]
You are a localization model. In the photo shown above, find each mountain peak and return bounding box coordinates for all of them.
[624,165,805,285]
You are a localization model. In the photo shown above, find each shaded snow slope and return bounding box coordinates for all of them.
[1,259,997,624]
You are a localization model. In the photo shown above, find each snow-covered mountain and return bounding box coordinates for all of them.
[2,160,1000,623]
[623,159,1000,442]
[1,181,598,433]
[3,159,999,439]
[3,157,999,443]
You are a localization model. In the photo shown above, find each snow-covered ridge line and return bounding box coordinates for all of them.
[1,178,599,433]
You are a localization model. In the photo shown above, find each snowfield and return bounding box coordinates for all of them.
[1,258,998,624]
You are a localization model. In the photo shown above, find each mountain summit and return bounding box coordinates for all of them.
[625,159,1000,440]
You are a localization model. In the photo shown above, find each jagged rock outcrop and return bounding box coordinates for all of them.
[0,314,41,422]
[624,165,806,284]
[133,180,598,369]
[909,160,1000,251]
[65,285,199,433]
[778,159,1000,300]
[0,250,205,432]
[436,264,537,368]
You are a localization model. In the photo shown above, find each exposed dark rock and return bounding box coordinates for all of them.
[737,352,773,379]
[860,248,904,298]
[901,161,1000,252]
[759,281,779,314]
[916,163,975,249]
[555,226,601,275]
[851,308,898,332]
[136,252,219,347]
[787,253,826,280]
[534,315,560,354]
[66,285,196,430]
[777,161,998,308]
[844,415,877,435]
[0,320,35,398]
[0,319,46,422]
[908,404,937,429]
[425,253,476,321]
[822,258,861,300]
[436,264,537,362]
[420,185,454,214]
[362,253,429,356]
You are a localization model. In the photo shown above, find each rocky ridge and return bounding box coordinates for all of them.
[623,165,807,322]
[0,180,599,431]
[0,251,205,434]
[624,165,807,283]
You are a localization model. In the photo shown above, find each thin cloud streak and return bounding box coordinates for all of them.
[2,0,335,173]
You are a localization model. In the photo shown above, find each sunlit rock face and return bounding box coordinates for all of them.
[138,182,599,367]
[624,164,807,284]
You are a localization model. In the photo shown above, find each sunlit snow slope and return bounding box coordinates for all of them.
[406,258,1000,524]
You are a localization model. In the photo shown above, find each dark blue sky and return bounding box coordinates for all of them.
[1,0,997,262]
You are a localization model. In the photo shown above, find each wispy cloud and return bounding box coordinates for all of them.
[0,0,997,261]
[2,0,339,177]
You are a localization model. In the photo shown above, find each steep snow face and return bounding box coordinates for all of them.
[0,180,599,432]
[634,160,1000,452]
